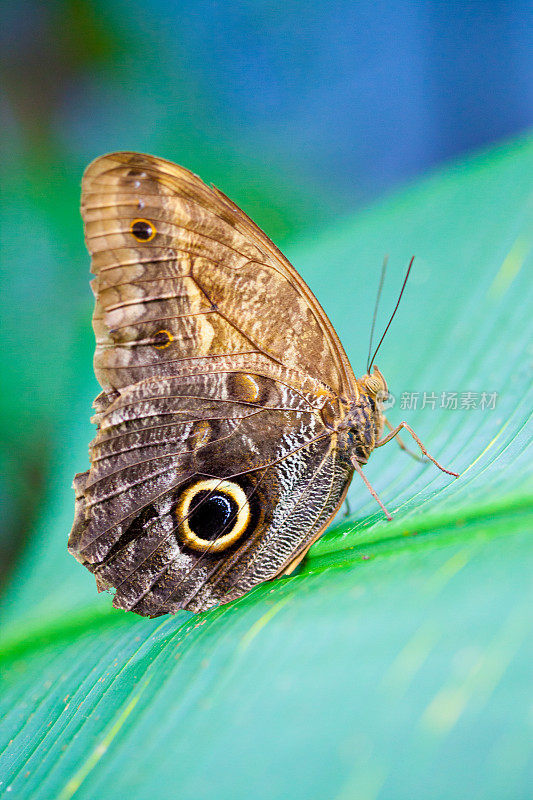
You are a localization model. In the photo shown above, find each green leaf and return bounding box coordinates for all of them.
[1,135,532,800]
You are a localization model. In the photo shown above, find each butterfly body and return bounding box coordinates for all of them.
[69,152,454,615]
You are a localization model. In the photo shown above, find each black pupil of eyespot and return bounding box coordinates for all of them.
[131,220,153,240]
[153,330,169,346]
[188,490,238,541]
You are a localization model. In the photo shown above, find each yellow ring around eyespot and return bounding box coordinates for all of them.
[130,218,157,242]
[175,479,251,553]
[154,329,174,349]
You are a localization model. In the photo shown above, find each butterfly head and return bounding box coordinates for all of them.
[338,366,388,465]
[359,364,388,398]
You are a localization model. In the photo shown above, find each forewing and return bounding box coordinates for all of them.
[81,151,356,398]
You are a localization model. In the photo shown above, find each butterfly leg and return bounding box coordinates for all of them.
[382,416,426,463]
[351,457,393,520]
[376,422,459,477]
[342,495,352,518]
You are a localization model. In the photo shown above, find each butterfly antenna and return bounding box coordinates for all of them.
[368,255,415,371]
[366,255,389,372]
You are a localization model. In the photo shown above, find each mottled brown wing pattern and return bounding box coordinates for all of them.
[69,152,357,614]
[81,152,355,397]
[70,370,352,614]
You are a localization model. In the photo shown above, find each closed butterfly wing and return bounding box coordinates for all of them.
[69,152,357,614]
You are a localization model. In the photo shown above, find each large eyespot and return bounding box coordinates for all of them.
[175,479,251,553]
[130,218,156,242]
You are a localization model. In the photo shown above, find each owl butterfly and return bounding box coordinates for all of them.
[69,152,458,616]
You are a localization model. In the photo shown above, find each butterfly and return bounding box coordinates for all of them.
[68,152,458,616]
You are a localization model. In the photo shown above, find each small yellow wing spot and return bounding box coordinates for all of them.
[153,329,173,349]
[234,373,261,403]
[130,218,157,242]
[191,420,211,449]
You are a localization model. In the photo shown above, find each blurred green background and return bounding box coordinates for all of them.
[1,4,532,799]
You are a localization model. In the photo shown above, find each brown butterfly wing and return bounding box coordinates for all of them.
[81,152,356,398]
[70,372,352,614]
[69,152,356,614]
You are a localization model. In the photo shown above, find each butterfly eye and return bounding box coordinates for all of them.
[130,218,156,242]
[175,479,251,553]
[364,376,381,394]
